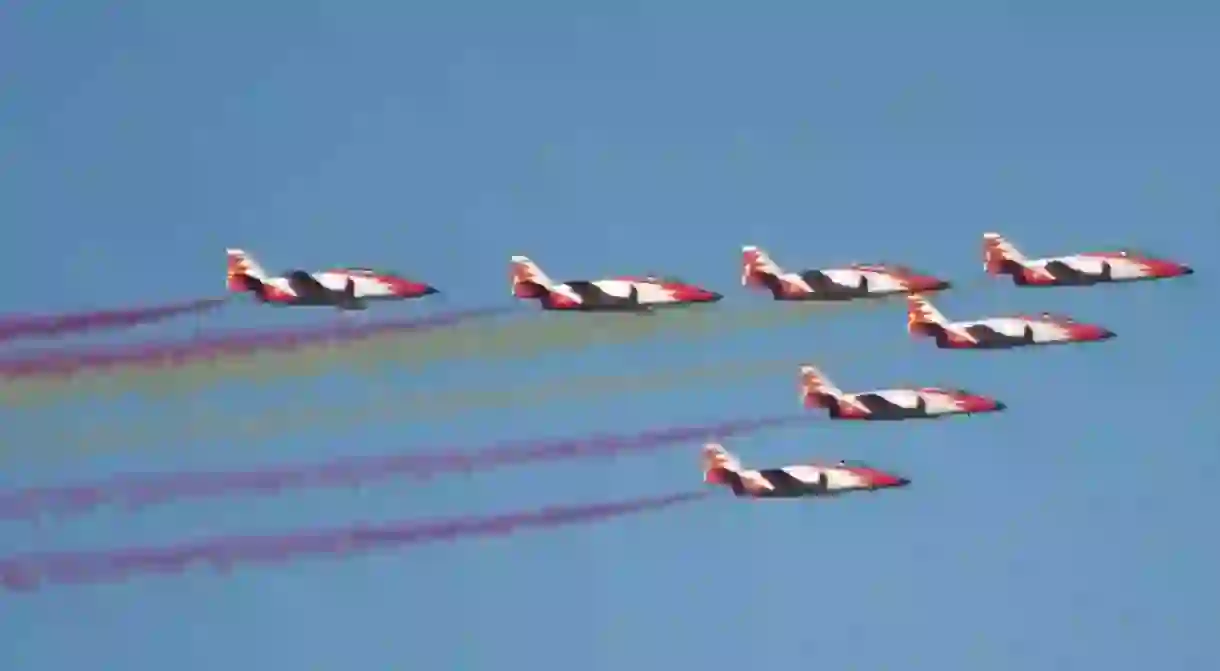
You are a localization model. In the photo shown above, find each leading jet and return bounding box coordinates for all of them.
[983,232,1193,287]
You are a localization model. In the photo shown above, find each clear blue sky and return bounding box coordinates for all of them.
[2,2,1217,670]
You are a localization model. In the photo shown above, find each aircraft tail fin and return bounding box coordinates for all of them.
[511,255,555,299]
[702,442,772,496]
[701,442,743,483]
[906,293,949,336]
[227,249,268,291]
[982,232,1029,275]
[799,364,845,408]
[741,245,785,287]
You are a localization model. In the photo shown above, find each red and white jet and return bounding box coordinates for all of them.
[226,249,438,310]
[983,232,1193,287]
[511,256,722,312]
[702,442,910,499]
[905,293,1115,349]
[741,244,951,301]
[799,363,1006,420]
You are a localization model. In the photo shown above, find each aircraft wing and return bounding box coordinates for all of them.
[964,322,1022,345]
[1042,260,1090,282]
[287,270,336,302]
[754,468,824,497]
[852,393,901,415]
[566,281,653,313]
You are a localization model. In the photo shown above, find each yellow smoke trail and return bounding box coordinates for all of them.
[32,357,810,461]
[3,299,888,407]
[0,313,606,406]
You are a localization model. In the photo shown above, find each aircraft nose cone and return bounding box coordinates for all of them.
[422,285,440,295]
[1098,328,1116,340]
[706,291,724,302]
[913,279,951,292]
[993,401,1007,412]
[1182,265,1194,275]
[894,477,911,488]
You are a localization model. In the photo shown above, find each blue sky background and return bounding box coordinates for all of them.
[2,2,1218,670]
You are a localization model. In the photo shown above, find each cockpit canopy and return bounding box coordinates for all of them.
[919,386,958,395]
[333,267,402,277]
[624,274,688,284]
[851,262,915,274]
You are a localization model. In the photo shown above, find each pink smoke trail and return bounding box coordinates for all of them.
[0,307,507,379]
[0,297,227,344]
[0,415,805,520]
[0,490,707,591]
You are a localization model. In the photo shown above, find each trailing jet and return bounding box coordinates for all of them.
[741,244,951,301]
[226,249,438,310]
[983,232,1193,286]
[701,442,910,499]
[510,256,722,312]
[905,293,1115,349]
[798,363,1005,420]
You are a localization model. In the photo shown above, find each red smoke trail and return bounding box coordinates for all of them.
[0,307,507,379]
[0,415,805,520]
[0,490,707,591]
[0,298,227,344]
